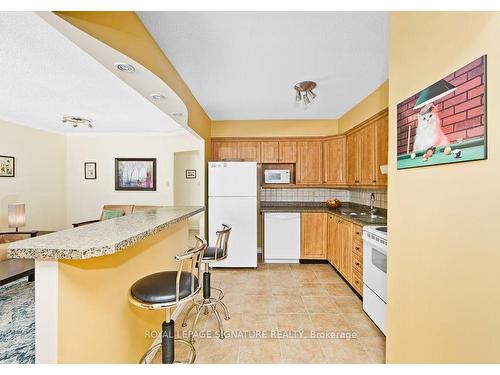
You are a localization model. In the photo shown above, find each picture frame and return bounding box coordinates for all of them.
[185,169,196,179]
[0,155,15,177]
[115,158,157,191]
[84,162,97,180]
[397,55,487,170]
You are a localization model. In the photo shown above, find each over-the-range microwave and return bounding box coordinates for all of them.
[264,169,291,184]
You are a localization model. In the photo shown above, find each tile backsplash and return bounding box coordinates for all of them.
[261,188,387,209]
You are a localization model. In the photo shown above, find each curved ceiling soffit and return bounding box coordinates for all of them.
[36,11,193,136]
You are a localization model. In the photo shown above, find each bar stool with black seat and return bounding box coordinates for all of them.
[181,224,231,341]
[129,235,206,364]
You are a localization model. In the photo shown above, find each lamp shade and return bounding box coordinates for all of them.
[8,203,26,229]
[413,79,457,109]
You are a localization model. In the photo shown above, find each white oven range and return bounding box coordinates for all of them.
[362,225,387,335]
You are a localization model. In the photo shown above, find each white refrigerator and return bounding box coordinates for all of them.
[208,162,257,268]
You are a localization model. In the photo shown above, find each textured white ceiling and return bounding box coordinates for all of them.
[0,12,185,134]
[138,11,389,120]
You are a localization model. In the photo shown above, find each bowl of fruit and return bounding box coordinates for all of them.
[326,199,342,209]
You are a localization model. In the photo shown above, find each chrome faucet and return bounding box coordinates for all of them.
[370,193,377,216]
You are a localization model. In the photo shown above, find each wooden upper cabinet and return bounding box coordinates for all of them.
[212,141,238,161]
[210,109,387,186]
[260,141,279,163]
[301,212,327,259]
[346,133,360,185]
[296,141,323,185]
[237,141,261,162]
[358,124,376,185]
[323,136,346,185]
[346,110,388,187]
[374,115,388,186]
[278,141,297,163]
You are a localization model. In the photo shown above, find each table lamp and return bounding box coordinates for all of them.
[8,203,26,232]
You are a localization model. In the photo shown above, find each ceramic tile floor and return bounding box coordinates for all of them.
[156,262,385,364]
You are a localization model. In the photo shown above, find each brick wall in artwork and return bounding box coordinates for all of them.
[397,56,486,155]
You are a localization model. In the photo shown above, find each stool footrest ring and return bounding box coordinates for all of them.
[139,339,196,364]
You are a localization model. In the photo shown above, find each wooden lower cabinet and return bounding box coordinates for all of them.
[338,218,352,281]
[351,227,364,295]
[301,212,364,295]
[326,215,363,295]
[327,214,340,268]
[300,212,327,259]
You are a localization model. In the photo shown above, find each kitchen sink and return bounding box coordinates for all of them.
[357,216,387,224]
[338,209,387,224]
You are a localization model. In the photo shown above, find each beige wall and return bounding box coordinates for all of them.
[174,150,203,230]
[65,134,203,226]
[211,119,339,138]
[387,12,500,363]
[0,120,67,231]
[338,81,388,133]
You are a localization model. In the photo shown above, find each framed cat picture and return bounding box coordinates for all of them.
[397,55,487,169]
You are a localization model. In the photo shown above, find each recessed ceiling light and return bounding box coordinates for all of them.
[62,116,93,129]
[151,94,166,100]
[170,112,183,117]
[114,62,135,73]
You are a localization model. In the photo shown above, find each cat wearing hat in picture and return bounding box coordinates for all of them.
[412,104,449,153]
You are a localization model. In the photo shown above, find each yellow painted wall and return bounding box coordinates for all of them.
[338,81,388,133]
[58,220,188,363]
[211,83,387,138]
[211,119,338,138]
[387,12,500,363]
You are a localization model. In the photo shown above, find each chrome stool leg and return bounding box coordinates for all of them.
[211,286,230,321]
[212,305,225,339]
[216,299,230,321]
[190,303,204,342]
[185,265,230,342]
[181,302,197,328]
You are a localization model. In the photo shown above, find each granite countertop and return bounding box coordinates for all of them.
[7,206,205,260]
[260,201,387,227]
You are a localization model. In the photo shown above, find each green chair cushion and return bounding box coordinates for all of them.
[102,210,125,221]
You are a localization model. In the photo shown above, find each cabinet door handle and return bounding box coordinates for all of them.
[355,262,360,266]
[372,180,377,183]
[354,280,360,285]
[355,246,360,250]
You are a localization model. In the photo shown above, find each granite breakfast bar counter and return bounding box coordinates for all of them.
[7,206,204,364]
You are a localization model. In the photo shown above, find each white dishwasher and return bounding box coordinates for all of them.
[264,212,301,263]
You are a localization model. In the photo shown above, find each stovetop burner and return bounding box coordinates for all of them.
[376,226,387,233]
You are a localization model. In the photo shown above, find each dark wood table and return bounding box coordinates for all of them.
[0,259,35,286]
[0,230,54,287]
